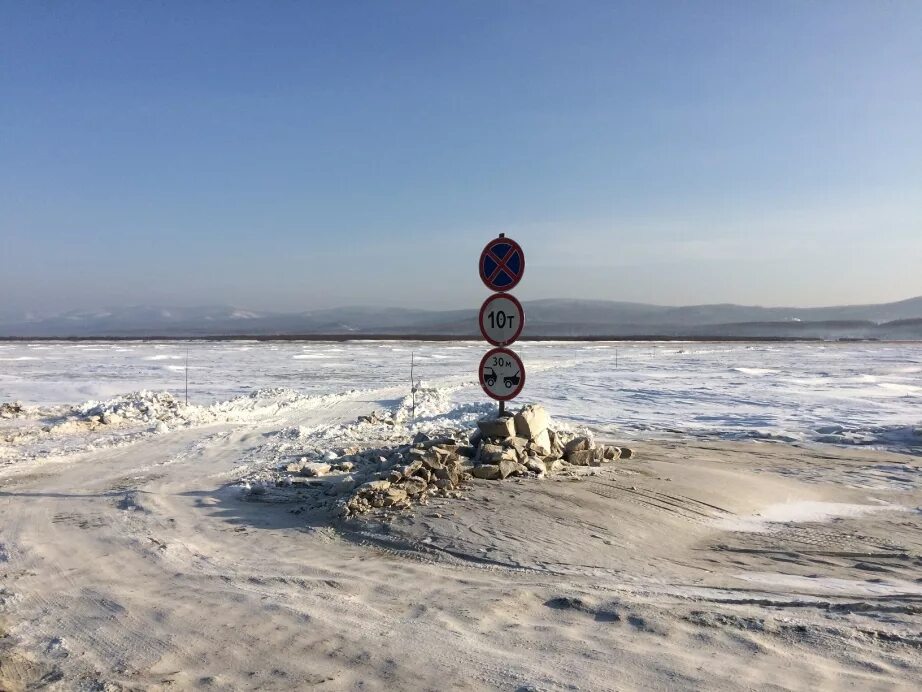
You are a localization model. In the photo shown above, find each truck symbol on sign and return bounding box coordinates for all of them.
[483,367,520,389]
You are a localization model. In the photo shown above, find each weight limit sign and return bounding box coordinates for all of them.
[479,347,526,401]
[479,293,524,347]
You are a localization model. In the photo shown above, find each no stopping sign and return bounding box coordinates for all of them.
[479,237,525,292]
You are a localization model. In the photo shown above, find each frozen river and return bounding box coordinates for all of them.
[1,340,920,451]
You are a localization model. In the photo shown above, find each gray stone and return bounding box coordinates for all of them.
[290,477,322,487]
[421,453,445,471]
[620,447,635,459]
[564,436,592,455]
[529,429,552,456]
[402,477,428,495]
[566,449,595,466]
[401,460,423,477]
[498,457,521,479]
[544,458,565,474]
[514,404,549,439]
[441,452,461,466]
[419,437,457,450]
[380,487,408,507]
[487,448,519,464]
[509,436,530,451]
[434,466,461,487]
[471,464,502,480]
[477,416,516,440]
[602,446,621,461]
[325,475,356,496]
[456,457,475,473]
[301,462,332,477]
[524,458,546,477]
[477,443,506,463]
[434,478,455,490]
[359,480,391,493]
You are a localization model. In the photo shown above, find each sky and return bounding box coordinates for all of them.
[2,1,921,315]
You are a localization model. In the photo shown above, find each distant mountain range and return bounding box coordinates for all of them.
[2,297,922,339]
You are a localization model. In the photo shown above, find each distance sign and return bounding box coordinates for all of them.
[479,347,526,401]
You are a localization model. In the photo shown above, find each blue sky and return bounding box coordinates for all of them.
[2,1,920,313]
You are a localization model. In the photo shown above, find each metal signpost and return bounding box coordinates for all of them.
[478,234,526,416]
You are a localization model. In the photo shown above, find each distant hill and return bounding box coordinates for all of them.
[2,297,922,339]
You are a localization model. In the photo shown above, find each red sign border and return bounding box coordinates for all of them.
[478,293,525,347]
[478,347,526,401]
[478,237,525,292]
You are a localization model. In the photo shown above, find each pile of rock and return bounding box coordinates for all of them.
[74,391,184,426]
[355,411,396,427]
[470,404,631,480]
[0,402,25,419]
[340,434,477,515]
[319,404,634,517]
[255,403,635,517]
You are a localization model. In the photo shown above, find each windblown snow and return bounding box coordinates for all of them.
[2,340,922,690]
[1,341,919,461]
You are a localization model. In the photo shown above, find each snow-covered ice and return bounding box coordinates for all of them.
[2,340,922,690]
[1,340,919,453]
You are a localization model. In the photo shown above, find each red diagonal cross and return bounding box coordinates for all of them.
[487,246,517,284]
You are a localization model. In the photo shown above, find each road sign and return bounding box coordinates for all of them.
[479,347,526,401]
[479,236,525,292]
[479,293,524,347]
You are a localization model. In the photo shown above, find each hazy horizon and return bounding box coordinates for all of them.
[3,2,920,314]
[4,292,922,326]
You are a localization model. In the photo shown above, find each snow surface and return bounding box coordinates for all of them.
[714,500,908,533]
[0,340,920,452]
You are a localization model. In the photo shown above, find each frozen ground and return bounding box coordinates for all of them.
[1,340,921,690]
[1,340,920,453]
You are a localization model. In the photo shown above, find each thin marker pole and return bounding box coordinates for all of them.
[410,352,416,423]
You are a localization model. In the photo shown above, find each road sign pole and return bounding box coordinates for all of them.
[478,235,526,416]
